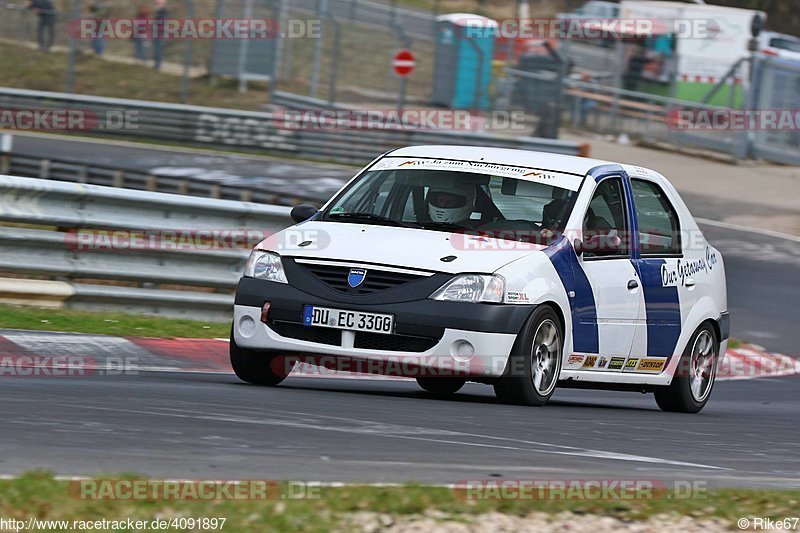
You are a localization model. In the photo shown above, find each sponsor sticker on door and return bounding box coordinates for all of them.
[637,359,666,372]
[567,354,584,366]
[608,357,626,370]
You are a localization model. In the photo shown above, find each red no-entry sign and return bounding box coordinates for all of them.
[393,49,416,77]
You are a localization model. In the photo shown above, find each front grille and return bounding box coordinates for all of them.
[268,320,341,346]
[297,261,425,294]
[354,331,438,353]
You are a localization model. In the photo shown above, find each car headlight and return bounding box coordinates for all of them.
[244,250,288,283]
[429,274,505,303]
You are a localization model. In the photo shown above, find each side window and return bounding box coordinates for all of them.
[631,179,682,256]
[582,178,628,258]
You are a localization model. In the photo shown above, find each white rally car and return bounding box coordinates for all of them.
[231,146,728,413]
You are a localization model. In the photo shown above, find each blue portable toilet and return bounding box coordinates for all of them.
[432,14,497,110]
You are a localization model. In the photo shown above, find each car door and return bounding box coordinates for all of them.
[629,178,688,370]
[574,177,643,370]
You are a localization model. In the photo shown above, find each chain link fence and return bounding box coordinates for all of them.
[498,35,799,164]
[274,0,436,106]
[749,56,800,165]
[0,0,437,106]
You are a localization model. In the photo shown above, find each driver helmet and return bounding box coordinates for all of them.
[426,183,476,224]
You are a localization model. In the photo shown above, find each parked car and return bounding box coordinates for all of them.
[758,31,800,62]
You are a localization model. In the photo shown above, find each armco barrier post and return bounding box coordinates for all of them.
[0,134,11,175]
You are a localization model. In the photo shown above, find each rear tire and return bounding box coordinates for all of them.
[230,327,286,386]
[493,306,563,406]
[654,322,718,413]
[416,377,466,395]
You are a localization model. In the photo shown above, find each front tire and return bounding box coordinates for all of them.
[416,377,466,396]
[654,323,718,413]
[230,327,286,386]
[493,306,563,406]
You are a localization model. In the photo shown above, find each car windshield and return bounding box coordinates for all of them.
[322,165,580,241]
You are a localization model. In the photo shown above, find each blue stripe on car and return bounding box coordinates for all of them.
[588,164,625,183]
[545,237,599,353]
[635,258,681,358]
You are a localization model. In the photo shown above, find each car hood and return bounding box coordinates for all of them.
[259,221,546,274]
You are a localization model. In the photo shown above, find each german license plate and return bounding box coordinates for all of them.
[302,305,394,334]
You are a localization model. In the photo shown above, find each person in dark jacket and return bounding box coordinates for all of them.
[27,0,56,52]
[623,41,652,92]
[88,2,111,56]
[152,0,168,70]
[132,4,152,63]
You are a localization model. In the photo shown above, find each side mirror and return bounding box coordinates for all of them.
[290,204,318,223]
[574,238,585,256]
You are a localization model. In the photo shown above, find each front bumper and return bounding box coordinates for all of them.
[232,277,536,378]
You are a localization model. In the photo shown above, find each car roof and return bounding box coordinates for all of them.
[387,145,616,178]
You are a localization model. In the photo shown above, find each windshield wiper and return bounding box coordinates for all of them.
[413,220,468,232]
[327,212,413,228]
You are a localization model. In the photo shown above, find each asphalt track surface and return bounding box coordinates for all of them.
[1,371,798,487]
[11,134,355,203]
[696,222,799,356]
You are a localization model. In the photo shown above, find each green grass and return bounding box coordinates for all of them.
[0,304,229,338]
[0,43,269,110]
[727,338,742,350]
[1,472,798,532]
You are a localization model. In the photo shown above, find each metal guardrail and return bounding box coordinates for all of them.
[0,175,293,322]
[1,153,328,206]
[271,91,349,111]
[0,88,584,163]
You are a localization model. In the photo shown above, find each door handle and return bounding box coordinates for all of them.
[685,277,696,287]
[627,279,639,290]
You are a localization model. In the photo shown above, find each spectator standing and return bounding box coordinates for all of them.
[623,41,652,93]
[152,0,168,70]
[132,4,151,63]
[88,2,111,56]
[27,0,56,52]
[574,70,598,126]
